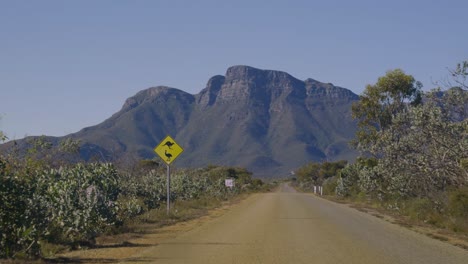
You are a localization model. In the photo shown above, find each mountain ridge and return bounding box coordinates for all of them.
[1,65,359,177]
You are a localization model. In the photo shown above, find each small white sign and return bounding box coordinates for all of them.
[225,178,234,188]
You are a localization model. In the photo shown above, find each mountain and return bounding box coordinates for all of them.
[1,66,359,177]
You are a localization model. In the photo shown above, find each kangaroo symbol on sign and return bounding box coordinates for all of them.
[163,141,174,149]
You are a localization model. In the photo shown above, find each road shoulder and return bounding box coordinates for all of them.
[294,186,468,252]
[50,194,258,263]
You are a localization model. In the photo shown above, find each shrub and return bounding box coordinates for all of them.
[448,186,468,218]
[0,160,258,259]
[336,163,361,197]
[403,198,434,222]
[43,163,121,245]
[322,176,338,195]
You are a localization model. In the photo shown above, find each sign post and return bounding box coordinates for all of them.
[154,135,184,214]
[166,164,170,214]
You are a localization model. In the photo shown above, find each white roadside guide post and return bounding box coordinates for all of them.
[154,135,184,215]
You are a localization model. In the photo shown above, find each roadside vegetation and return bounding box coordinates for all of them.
[294,62,468,235]
[0,136,269,260]
[1,61,466,259]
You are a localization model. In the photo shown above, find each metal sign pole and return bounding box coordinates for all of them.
[167,164,171,215]
[154,135,183,215]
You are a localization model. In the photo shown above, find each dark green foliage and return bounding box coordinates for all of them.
[322,177,338,195]
[448,186,468,218]
[399,188,468,232]
[295,160,347,192]
[320,161,348,179]
[403,198,438,222]
[296,162,321,183]
[0,159,45,257]
[296,160,347,185]
[351,69,422,155]
[0,121,7,142]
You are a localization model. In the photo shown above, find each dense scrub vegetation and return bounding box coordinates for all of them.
[0,138,265,259]
[295,62,468,233]
[294,160,347,194]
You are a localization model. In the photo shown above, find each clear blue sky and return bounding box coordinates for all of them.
[1,0,467,140]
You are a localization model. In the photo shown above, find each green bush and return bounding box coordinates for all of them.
[0,158,48,258]
[403,198,434,222]
[42,163,121,245]
[322,177,338,195]
[0,157,259,259]
[0,161,122,257]
[296,161,347,186]
[122,170,166,209]
[448,186,468,218]
[336,163,361,197]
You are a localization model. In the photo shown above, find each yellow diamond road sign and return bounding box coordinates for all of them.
[154,135,184,165]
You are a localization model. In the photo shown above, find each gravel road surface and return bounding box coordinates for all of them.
[126,184,468,263]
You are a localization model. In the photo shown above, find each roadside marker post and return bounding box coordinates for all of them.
[154,135,184,214]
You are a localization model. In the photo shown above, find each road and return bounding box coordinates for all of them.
[126,184,467,264]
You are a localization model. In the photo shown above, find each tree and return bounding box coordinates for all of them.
[295,162,321,183]
[433,60,468,121]
[295,161,348,185]
[447,60,467,91]
[348,63,467,199]
[0,132,6,142]
[375,98,467,197]
[0,115,7,142]
[352,69,422,155]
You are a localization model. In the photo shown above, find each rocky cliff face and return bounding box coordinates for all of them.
[173,65,358,176]
[2,66,359,177]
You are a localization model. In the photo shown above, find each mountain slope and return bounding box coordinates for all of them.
[177,66,358,176]
[1,66,359,177]
[73,86,195,160]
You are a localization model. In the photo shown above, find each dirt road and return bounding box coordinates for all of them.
[61,184,467,263]
[108,184,465,263]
